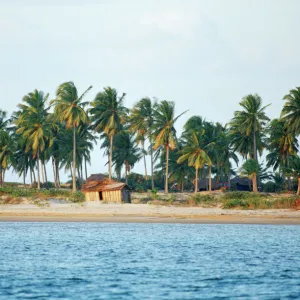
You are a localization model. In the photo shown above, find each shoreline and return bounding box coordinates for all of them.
[1,215,300,224]
[1,203,300,224]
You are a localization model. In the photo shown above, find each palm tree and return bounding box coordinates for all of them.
[0,110,10,186]
[112,130,142,184]
[169,141,194,192]
[51,82,92,192]
[153,100,187,193]
[272,172,285,192]
[230,94,270,161]
[281,87,300,134]
[284,155,300,195]
[266,119,298,190]
[90,87,127,180]
[240,159,260,192]
[129,97,155,188]
[215,124,239,188]
[16,90,55,189]
[0,133,15,187]
[177,133,211,193]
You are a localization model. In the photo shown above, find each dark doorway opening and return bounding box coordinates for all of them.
[99,191,103,200]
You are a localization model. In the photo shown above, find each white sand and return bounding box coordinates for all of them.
[0,202,300,224]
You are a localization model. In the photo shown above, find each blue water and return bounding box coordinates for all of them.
[0,223,300,299]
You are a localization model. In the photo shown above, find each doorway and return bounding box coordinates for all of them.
[99,191,103,200]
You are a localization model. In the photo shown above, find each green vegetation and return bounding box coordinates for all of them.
[0,187,84,203]
[1,82,300,197]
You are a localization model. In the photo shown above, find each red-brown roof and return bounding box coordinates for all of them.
[82,177,130,193]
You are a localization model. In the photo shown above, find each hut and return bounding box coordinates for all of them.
[81,174,131,203]
[230,176,252,191]
[197,178,219,191]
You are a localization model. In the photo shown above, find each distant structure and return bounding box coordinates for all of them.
[230,176,252,191]
[81,174,131,203]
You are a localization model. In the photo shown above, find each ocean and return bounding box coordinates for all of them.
[0,222,300,299]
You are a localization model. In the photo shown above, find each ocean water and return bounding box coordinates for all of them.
[0,223,300,299]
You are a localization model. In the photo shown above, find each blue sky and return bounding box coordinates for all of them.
[1,0,300,182]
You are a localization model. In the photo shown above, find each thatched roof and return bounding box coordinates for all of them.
[197,178,218,189]
[231,176,252,186]
[82,177,130,193]
[86,174,105,182]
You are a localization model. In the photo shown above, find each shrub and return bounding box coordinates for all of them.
[148,188,158,200]
[188,194,217,207]
[222,191,266,200]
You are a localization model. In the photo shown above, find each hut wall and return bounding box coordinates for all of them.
[103,190,122,203]
[85,192,100,201]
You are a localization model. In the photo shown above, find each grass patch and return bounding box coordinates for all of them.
[188,194,218,207]
[222,196,298,209]
[222,191,267,200]
[0,187,85,203]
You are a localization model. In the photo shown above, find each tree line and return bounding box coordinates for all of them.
[0,82,300,194]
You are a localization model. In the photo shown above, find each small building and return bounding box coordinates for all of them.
[197,178,219,191]
[81,174,131,203]
[230,176,252,191]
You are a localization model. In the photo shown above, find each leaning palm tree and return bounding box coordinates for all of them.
[51,82,92,192]
[240,159,260,192]
[90,87,128,180]
[129,97,156,188]
[16,90,55,189]
[281,87,300,134]
[152,100,187,193]
[177,133,211,193]
[230,94,270,161]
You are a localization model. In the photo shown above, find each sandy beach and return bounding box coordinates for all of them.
[1,202,300,224]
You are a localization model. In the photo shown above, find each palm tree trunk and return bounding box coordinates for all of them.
[253,129,257,161]
[30,169,33,185]
[33,168,36,184]
[23,171,26,186]
[209,165,212,192]
[181,178,184,193]
[80,162,83,183]
[287,154,291,190]
[77,168,81,184]
[150,137,154,190]
[52,158,57,188]
[252,174,258,192]
[37,148,41,190]
[2,169,5,186]
[297,177,300,195]
[44,162,48,189]
[142,140,148,180]
[72,125,77,192]
[0,167,2,187]
[228,172,231,190]
[85,158,88,181]
[195,167,198,193]
[109,135,113,180]
[55,160,60,188]
[203,168,208,190]
[165,146,169,193]
[125,165,128,185]
[253,129,260,191]
[41,160,45,184]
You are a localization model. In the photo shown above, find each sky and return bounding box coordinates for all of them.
[1,0,300,183]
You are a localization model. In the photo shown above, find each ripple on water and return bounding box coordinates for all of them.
[0,223,300,299]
